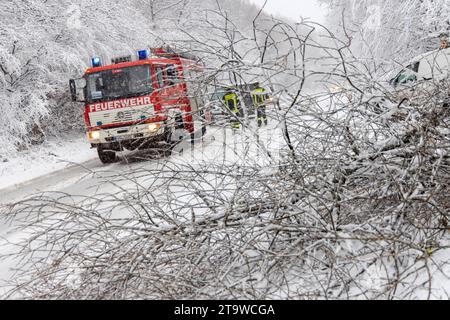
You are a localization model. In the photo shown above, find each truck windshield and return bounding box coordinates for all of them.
[86,65,153,103]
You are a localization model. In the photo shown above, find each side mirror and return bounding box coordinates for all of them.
[69,78,86,102]
[69,79,77,102]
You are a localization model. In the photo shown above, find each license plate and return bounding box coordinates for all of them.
[114,135,132,142]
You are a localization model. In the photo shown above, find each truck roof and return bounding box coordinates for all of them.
[84,57,185,75]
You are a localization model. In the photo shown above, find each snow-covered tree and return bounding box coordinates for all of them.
[320,0,450,67]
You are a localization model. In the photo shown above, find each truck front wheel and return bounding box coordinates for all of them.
[97,146,117,164]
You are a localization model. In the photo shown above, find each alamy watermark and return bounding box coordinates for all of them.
[350,1,382,31]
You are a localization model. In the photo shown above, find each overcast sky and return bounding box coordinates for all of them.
[250,0,326,23]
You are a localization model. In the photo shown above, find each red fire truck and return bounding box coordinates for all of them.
[69,47,210,164]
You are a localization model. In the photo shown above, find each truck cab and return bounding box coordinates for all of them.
[70,48,210,163]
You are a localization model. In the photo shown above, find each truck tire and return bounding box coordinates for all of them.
[97,146,117,164]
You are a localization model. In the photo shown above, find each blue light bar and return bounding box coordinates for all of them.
[137,49,150,60]
[91,57,102,68]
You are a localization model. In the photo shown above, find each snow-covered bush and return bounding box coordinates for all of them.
[0,0,270,156]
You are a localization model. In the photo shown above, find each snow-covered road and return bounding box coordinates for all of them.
[1,124,283,203]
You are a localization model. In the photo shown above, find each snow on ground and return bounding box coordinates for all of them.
[0,134,97,191]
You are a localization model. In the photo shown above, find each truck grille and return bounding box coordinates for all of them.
[89,105,155,127]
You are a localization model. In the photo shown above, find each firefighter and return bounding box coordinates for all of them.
[252,84,269,127]
[223,88,242,129]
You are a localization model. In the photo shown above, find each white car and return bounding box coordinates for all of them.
[387,48,450,109]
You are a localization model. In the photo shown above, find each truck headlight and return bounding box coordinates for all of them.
[148,123,161,133]
[88,131,100,140]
